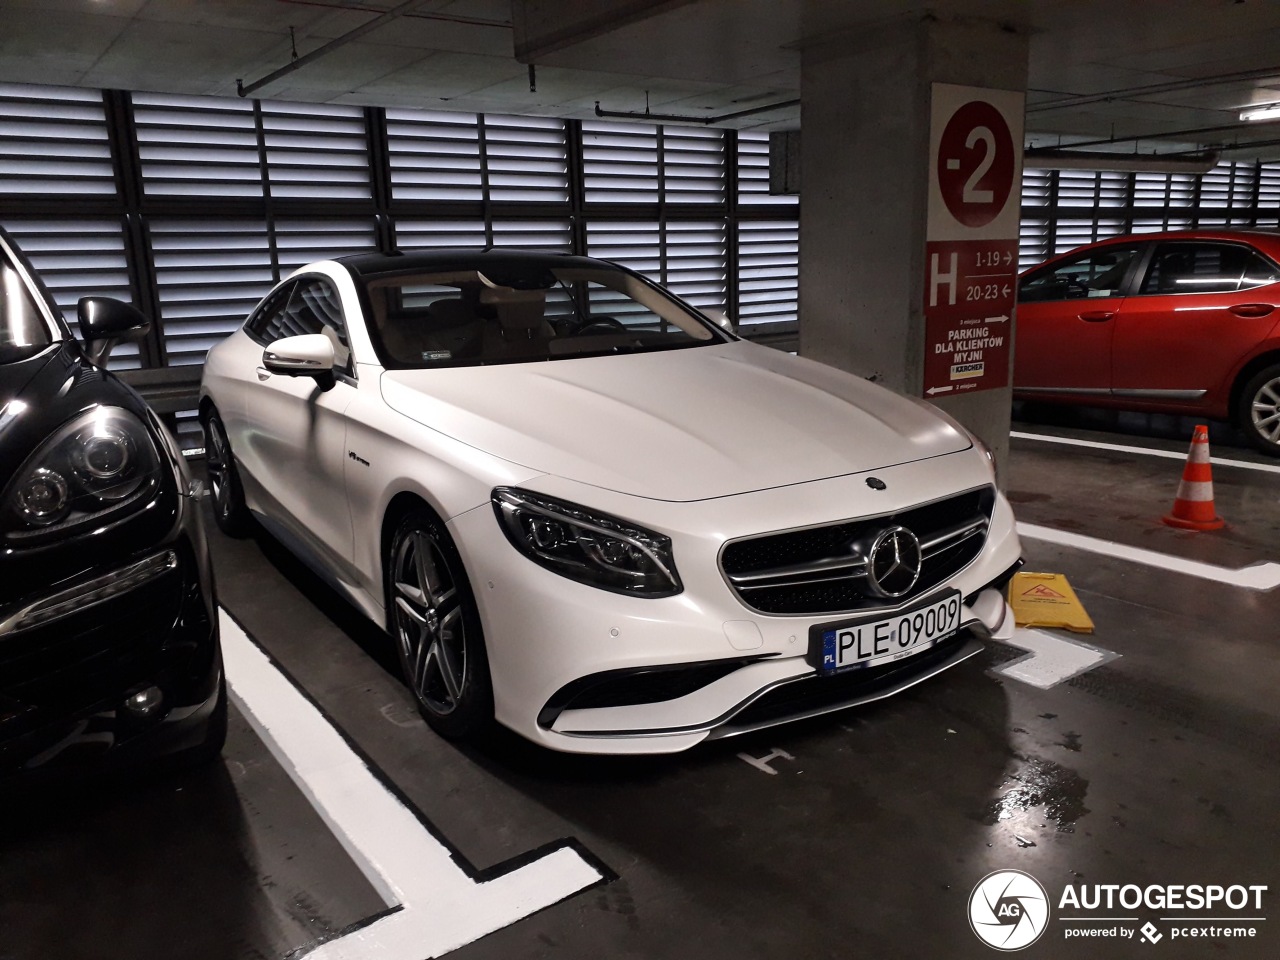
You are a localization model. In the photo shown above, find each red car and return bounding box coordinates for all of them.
[1015,230,1280,455]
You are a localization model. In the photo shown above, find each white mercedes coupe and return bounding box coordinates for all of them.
[200,250,1022,754]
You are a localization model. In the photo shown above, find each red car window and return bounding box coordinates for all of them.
[1138,241,1255,295]
[1019,245,1142,302]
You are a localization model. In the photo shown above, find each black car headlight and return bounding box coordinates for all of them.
[3,406,163,539]
[492,487,682,597]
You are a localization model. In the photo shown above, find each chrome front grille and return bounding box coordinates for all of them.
[720,486,996,616]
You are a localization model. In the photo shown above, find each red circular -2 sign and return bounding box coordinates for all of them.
[937,100,1015,228]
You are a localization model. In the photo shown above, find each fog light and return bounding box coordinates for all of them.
[123,686,164,717]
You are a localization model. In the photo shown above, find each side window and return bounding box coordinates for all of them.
[284,277,352,374]
[246,277,352,375]
[243,283,294,346]
[1138,242,1251,296]
[1241,251,1280,290]
[1018,246,1141,303]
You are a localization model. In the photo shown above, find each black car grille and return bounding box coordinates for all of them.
[720,486,996,616]
[0,573,182,736]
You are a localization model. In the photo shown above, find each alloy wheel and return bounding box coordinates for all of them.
[204,418,232,520]
[1250,375,1280,446]
[392,530,468,716]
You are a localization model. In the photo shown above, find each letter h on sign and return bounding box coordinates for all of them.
[930,252,958,307]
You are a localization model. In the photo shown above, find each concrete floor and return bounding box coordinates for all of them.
[3,411,1278,959]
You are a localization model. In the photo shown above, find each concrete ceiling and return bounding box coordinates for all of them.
[3,0,1280,158]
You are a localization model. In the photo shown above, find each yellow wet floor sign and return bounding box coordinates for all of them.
[1008,571,1095,634]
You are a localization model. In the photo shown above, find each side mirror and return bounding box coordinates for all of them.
[263,334,336,391]
[702,307,734,333]
[77,297,150,367]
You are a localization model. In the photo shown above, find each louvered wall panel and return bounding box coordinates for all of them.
[1053,218,1125,254]
[1257,163,1280,207]
[133,92,262,198]
[0,84,115,196]
[393,219,488,250]
[664,220,726,309]
[385,109,483,201]
[1056,170,1128,207]
[737,131,796,207]
[1018,218,1051,269]
[1199,161,1257,209]
[275,219,378,274]
[3,219,139,369]
[151,220,274,365]
[582,120,659,204]
[1134,172,1196,207]
[1020,169,1052,207]
[490,219,572,252]
[663,127,724,203]
[584,221,660,319]
[1132,217,1193,234]
[737,219,798,327]
[260,100,371,200]
[484,115,569,202]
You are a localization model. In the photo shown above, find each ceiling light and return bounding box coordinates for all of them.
[1240,103,1280,122]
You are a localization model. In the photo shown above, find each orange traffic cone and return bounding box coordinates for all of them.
[1162,425,1225,530]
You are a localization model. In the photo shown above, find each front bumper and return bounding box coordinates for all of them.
[0,498,221,779]
[451,449,1022,755]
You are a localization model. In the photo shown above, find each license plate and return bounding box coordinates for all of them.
[812,591,961,675]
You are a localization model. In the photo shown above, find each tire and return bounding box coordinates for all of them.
[201,408,252,536]
[1237,363,1280,457]
[386,508,493,739]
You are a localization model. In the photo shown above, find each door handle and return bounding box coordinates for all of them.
[1229,303,1274,318]
[256,366,272,381]
[1078,310,1115,322]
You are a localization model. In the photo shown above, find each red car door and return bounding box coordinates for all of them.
[1015,242,1144,395]
[1112,240,1280,406]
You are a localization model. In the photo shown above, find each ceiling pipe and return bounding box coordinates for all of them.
[1028,63,1280,114]
[237,0,429,98]
[1026,116,1280,155]
[1024,149,1221,174]
[274,0,510,30]
[593,97,799,126]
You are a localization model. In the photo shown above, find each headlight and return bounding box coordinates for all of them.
[492,487,682,598]
[971,432,999,482]
[3,406,163,539]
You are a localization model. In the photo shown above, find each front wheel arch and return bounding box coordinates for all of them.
[1234,360,1280,455]
[384,503,494,739]
[1228,349,1280,425]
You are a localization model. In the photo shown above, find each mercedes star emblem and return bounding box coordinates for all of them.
[865,526,923,598]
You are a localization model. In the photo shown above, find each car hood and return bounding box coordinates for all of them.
[380,342,971,502]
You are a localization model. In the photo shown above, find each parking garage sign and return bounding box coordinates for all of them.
[923,83,1024,396]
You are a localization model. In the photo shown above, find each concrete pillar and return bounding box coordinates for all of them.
[799,15,1029,470]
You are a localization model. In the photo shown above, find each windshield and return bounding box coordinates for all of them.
[363,263,723,368]
[0,247,54,364]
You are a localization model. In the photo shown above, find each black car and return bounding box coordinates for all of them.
[0,226,223,780]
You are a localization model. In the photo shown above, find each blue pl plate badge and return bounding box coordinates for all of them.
[822,630,839,670]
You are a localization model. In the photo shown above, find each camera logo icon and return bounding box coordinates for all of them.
[969,869,1051,950]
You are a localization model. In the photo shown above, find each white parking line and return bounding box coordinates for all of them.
[1016,522,1280,591]
[219,610,607,960]
[1011,430,1280,475]
[994,627,1119,689]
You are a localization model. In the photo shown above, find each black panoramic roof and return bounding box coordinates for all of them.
[336,247,609,278]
